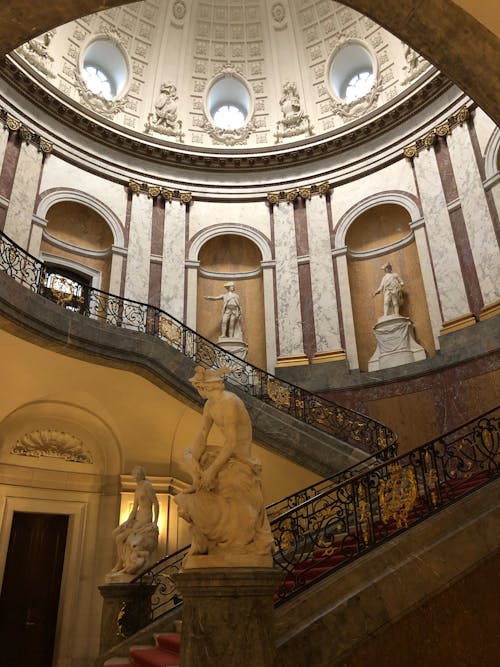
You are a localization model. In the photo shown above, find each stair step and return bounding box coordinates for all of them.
[130,647,179,667]
[156,633,181,653]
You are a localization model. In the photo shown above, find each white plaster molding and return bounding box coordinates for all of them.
[484,173,500,191]
[446,198,462,213]
[347,231,415,259]
[199,267,262,280]
[409,217,425,231]
[41,252,102,290]
[260,260,276,269]
[188,224,272,263]
[42,229,112,259]
[331,246,348,258]
[112,244,128,257]
[185,259,201,269]
[334,191,421,248]
[0,194,8,209]
[297,255,310,265]
[36,189,125,247]
[484,127,500,181]
[32,214,47,228]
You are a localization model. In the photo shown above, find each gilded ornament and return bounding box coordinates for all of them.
[161,188,173,201]
[299,187,311,200]
[180,192,192,203]
[159,317,182,346]
[357,483,370,545]
[286,189,298,202]
[39,138,53,154]
[378,464,417,528]
[6,115,21,132]
[403,144,417,159]
[266,377,291,409]
[454,105,469,125]
[435,121,450,137]
[317,182,330,196]
[147,185,161,198]
[422,129,436,148]
[19,125,34,144]
[129,180,142,194]
[267,192,280,204]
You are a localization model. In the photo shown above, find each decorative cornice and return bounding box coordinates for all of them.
[267,181,329,204]
[0,55,452,173]
[0,107,53,153]
[128,180,192,204]
[403,105,470,158]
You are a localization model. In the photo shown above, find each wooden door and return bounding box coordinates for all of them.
[0,512,69,667]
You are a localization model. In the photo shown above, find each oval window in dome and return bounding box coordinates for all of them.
[81,38,128,99]
[329,43,375,102]
[207,75,251,130]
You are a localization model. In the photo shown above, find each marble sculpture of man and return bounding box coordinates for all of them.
[204,282,243,339]
[374,262,404,317]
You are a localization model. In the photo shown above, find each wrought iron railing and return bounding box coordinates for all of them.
[0,229,396,454]
[124,406,499,635]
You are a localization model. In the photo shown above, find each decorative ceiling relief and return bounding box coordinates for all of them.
[201,113,256,146]
[18,30,56,78]
[144,82,184,141]
[11,429,93,464]
[330,77,383,120]
[401,44,429,85]
[271,2,287,30]
[74,70,129,117]
[275,81,313,143]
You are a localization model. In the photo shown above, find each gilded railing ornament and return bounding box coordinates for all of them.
[266,377,291,409]
[424,450,438,507]
[357,482,370,546]
[159,316,182,346]
[378,463,417,528]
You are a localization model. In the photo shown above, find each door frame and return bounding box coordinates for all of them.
[0,495,86,667]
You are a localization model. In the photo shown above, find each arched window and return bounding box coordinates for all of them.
[329,42,375,101]
[81,38,128,99]
[207,75,251,129]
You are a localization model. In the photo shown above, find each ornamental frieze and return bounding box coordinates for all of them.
[403,105,470,158]
[11,429,93,464]
[128,180,192,203]
[267,181,330,204]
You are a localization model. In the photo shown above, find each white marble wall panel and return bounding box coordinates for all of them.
[472,108,497,156]
[109,250,124,295]
[262,262,277,371]
[0,127,9,174]
[3,143,43,248]
[447,123,500,305]
[335,250,359,370]
[185,263,199,330]
[305,196,341,351]
[274,202,304,356]
[38,155,127,223]
[124,194,153,304]
[413,149,469,321]
[412,222,443,348]
[332,160,417,230]
[188,201,271,243]
[160,201,186,321]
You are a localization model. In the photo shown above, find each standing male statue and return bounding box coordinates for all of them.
[205,282,243,339]
[175,366,273,568]
[374,262,404,317]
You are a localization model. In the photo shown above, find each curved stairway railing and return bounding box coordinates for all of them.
[115,406,498,638]
[0,229,396,454]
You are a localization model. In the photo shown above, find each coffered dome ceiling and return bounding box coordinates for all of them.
[2,0,448,164]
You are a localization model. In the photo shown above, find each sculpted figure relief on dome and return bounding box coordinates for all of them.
[275,81,313,144]
[18,30,56,79]
[144,82,184,142]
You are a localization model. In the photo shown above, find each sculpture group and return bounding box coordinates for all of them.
[175,366,273,568]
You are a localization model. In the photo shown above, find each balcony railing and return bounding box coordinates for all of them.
[0,228,396,455]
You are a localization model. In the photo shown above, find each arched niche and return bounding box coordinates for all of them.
[345,203,435,371]
[196,234,266,369]
[41,200,114,291]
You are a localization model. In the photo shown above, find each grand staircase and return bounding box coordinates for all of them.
[0,230,498,666]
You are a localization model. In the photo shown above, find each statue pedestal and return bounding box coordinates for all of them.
[174,568,282,667]
[368,315,426,371]
[217,336,248,360]
[98,582,157,652]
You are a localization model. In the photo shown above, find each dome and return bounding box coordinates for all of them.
[6,0,437,159]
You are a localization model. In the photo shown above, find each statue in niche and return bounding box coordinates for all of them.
[205,281,243,340]
[20,30,56,78]
[175,366,273,568]
[275,81,313,143]
[144,82,184,141]
[106,466,159,580]
[374,262,405,317]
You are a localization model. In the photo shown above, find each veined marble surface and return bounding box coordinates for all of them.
[0,126,8,174]
[124,194,153,304]
[3,142,42,248]
[274,202,304,356]
[306,196,341,352]
[447,123,500,306]
[335,251,359,369]
[414,148,469,321]
[160,201,186,321]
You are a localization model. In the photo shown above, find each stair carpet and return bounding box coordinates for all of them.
[105,633,180,667]
[106,469,489,663]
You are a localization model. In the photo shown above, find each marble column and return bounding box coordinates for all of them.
[160,201,186,321]
[410,218,443,348]
[447,123,500,307]
[334,247,359,370]
[305,196,343,360]
[262,260,277,371]
[3,141,43,249]
[124,194,153,304]
[413,149,470,328]
[273,201,306,361]
[174,568,282,667]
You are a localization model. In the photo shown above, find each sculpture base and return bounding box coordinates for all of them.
[174,568,282,667]
[184,551,273,570]
[217,336,248,360]
[368,315,426,371]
